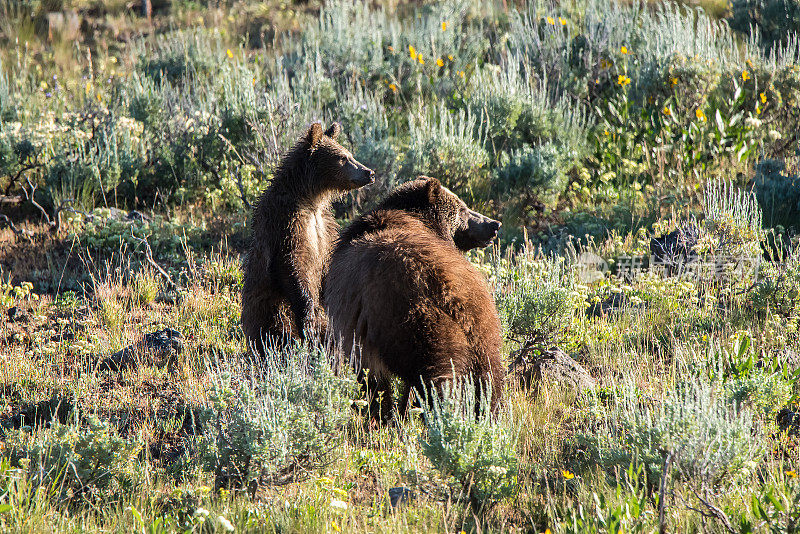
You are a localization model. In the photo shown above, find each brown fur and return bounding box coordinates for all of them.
[241,123,374,354]
[325,177,504,418]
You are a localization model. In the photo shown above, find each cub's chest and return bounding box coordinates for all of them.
[293,209,330,262]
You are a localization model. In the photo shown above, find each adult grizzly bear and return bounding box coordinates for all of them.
[242,122,374,355]
[325,177,504,419]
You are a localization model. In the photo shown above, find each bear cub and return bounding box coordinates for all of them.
[325,177,504,419]
[241,122,374,355]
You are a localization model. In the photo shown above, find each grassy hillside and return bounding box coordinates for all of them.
[1,0,800,532]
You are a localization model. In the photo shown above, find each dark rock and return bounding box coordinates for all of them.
[127,210,151,222]
[650,225,701,275]
[509,346,595,395]
[1,396,74,431]
[99,328,183,372]
[7,306,18,322]
[778,408,800,436]
[388,486,414,508]
[586,293,630,318]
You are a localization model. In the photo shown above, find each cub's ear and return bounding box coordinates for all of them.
[306,123,324,146]
[325,122,342,139]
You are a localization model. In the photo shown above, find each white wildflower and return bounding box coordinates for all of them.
[330,499,348,512]
[217,516,235,532]
[745,117,762,129]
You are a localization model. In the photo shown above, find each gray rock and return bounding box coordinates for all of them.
[509,346,595,395]
[99,328,183,372]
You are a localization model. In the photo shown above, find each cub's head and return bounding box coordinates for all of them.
[379,176,500,250]
[304,122,374,191]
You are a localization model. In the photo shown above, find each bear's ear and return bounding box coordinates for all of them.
[306,123,324,146]
[325,122,342,139]
[424,177,443,203]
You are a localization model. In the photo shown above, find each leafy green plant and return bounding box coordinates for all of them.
[199,345,358,495]
[729,0,800,51]
[420,378,519,511]
[496,255,587,347]
[4,416,143,504]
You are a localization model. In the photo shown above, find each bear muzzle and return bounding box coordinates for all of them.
[453,209,501,251]
[346,159,375,187]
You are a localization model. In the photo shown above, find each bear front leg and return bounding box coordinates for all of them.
[282,273,319,342]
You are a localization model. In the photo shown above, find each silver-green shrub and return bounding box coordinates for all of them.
[5,416,143,504]
[200,345,358,494]
[420,379,518,509]
[576,381,763,487]
[496,254,587,346]
[404,105,489,199]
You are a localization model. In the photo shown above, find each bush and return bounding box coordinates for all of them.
[748,250,800,320]
[420,379,519,510]
[575,381,763,487]
[494,143,568,210]
[729,0,800,51]
[496,254,587,346]
[199,345,358,495]
[4,416,143,504]
[404,106,490,201]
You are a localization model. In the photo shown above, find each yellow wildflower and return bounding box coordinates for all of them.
[437,58,444,67]
[458,70,465,78]
[418,54,424,64]
[562,469,575,479]
[96,93,102,102]
[621,45,628,54]
[760,92,767,103]
[545,530,552,534]
[742,70,750,81]
[388,45,394,52]
[787,470,798,478]
[559,17,566,25]
[696,109,707,122]
[617,74,631,86]
[409,45,417,60]
[547,16,555,25]
[448,54,454,61]
[226,49,234,59]
[671,77,678,86]
[441,21,447,31]
[662,107,671,116]
[389,83,397,92]
[756,105,761,115]
[332,519,341,532]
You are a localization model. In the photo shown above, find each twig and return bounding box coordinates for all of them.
[22,175,53,226]
[679,488,735,534]
[53,199,94,232]
[658,451,673,534]
[0,214,33,241]
[129,228,176,289]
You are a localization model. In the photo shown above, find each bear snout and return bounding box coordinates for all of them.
[453,209,501,251]
[350,167,375,187]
